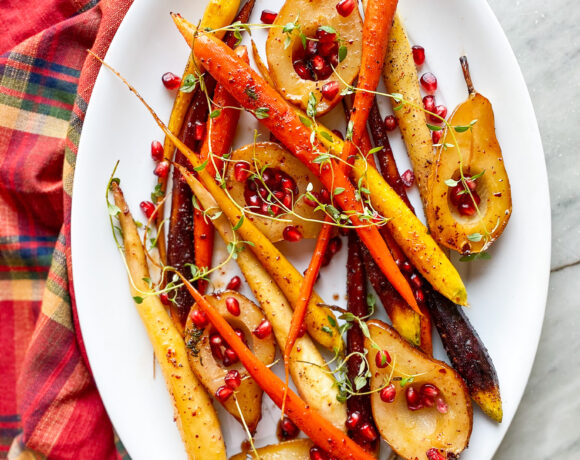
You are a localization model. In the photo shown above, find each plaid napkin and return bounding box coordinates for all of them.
[0,1,134,458]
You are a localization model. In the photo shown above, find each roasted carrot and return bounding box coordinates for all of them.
[194,47,248,294]
[346,232,378,450]
[342,97,376,169]
[173,19,419,314]
[282,220,332,414]
[157,0,253,263]
[178,275,375,460]
[340,0,398,173]
[223,0,256,49]
[367,98,432,354]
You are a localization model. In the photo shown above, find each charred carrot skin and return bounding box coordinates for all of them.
[425,287,502,422]
[346,232,378,451]
[176,25,419,313]
[166,86,215,329]
[179,277,375,460]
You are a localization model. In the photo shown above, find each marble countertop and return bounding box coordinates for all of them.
[487,0,580,458]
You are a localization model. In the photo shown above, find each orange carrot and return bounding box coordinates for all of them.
[194,47,248,294]
[282,219,332,414]
[178,275,374,460]
[172,17,419,314]
[340,0,398,177]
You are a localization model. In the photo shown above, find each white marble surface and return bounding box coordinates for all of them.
[486,1,580,458]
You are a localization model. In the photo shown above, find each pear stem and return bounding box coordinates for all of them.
[459,56,476,95]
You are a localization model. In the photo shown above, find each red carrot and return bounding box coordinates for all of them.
[172,17,419,314]
[346,232,377,450]
[178,275,375,460]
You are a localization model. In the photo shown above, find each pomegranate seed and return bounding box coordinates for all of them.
[329,53,339,68]
[420,72,438,93]
[150,140,164,162]
[309,447,328,460]
[375,349,391,368]
[401,169,415,187]
[306,39,318,57]
[406,386,423,411]
[281,177,294,192]
[345,411,361,430]
[194,121,206,141]
[223,347,239,365]
[359,422,377,442]
[436,397,449,414]
[426,448,447,460]
[224,369,242,389]
[402,261,413,273]
[260,9,277,24]
[384,115,398,131]
[161,72,181,90]
[293,59,312,80]
[209,333,223,348]
[410,273,422,289]
[282,193,292,208]
[215,385,233,402]
[159,293,170,305]
[423,94,436,113]
[430,104,448,123]
[336,0,356,17]
[246,193,260,208]
[316,27,336,43]
[466,178,477,191]
[321,81,340,100]
[283,226,303,242]
[154,160,170,178]
[332,129,344,140]
[415,288,425,303]
[279,416,299,440]
[253,319,272,339]
[304,192,318,207]
[380,383,397,403]
[189,309,208,328]
[318,41,338,58]
[234,161,250,182]
[225,296,240,316]
[421,384,440,399]
[226,276,241,291]
[412,45,426,66]
[140,201,156,219]
[319,188,331,204]
[311,55,332,80]
[432,130,443,144]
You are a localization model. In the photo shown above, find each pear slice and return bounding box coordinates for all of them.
[224,142,324,242]
[266,0,363,115]
[426,56,512,254]
[366,320,472,460]
[230,439,314,459]
[184,291,276,434]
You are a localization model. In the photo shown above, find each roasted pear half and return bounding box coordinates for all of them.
[266,0,363,115]
[366,320,472,460]
[230,439,314,459]
[184,292,276,434]
[426,56,512,255]
[224,142,324,242]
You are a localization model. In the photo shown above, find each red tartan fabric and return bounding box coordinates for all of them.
[0,1,132,458]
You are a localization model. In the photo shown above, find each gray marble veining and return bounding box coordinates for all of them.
[486,0,580,458]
